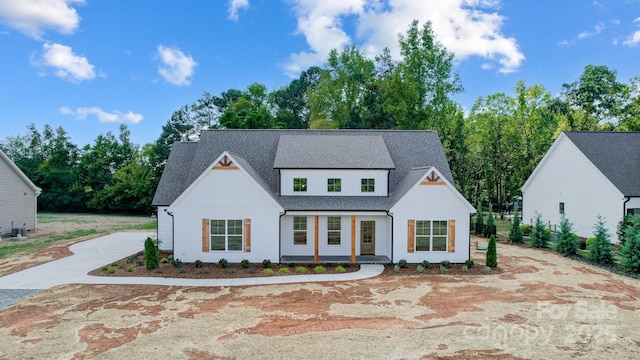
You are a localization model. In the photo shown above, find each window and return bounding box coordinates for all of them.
[559,202,565,215]
[415,220,447,252]
[210,219,243,251]
[293,178,307,192]
[361,178,375,192]
[327,178,341,192]
[293,216,307,245]
[328,216,341,245]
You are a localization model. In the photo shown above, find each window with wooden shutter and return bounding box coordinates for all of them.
[202,219,210,252]
[448,219,455,253]
[407,219,415,253]
[243,219,251,252]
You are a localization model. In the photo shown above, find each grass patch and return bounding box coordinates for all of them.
[129,220,157,230]
[0,242,35,259]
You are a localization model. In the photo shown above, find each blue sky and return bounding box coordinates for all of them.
[1,0,639,147]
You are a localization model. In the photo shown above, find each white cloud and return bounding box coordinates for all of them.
[228,0,249,21]
[283,0,524,76]
[32,42,95,82]
[0,0,84,39]
[156,45,197,86]
[577,23,604,39]
[623,30,640,46]
[60,106,143,124]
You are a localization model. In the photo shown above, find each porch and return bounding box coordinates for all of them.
[280,255,391,264]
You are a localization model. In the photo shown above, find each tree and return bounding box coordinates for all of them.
[556,215,578,256]
[617,213,640,246]
[475,206,484,236]
[271,66,321,129]
[484,208,496,237]
[486,234,497,268]
[219,83,280,129]
[620,225,640,272]
[145,237,159,269]
[508,206,523,243]
[589,215,614,264]
[531,212,549,248]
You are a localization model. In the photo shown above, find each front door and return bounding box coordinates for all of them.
[360,221,375,255]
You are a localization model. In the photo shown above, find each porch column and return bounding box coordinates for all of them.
[351,215,356,263]
[314,215,319,263]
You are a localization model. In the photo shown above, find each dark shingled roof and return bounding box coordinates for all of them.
[152,129,455,210]
[273,135,395,169]
[565,131,640,196]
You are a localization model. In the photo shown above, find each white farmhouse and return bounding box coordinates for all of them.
[0,149,41,236]
[521,131,640,242]
[152,129,475,264]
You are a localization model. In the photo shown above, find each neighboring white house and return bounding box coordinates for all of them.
[0,149,42,236]
[521,131,640,242]
[152,129,476,264]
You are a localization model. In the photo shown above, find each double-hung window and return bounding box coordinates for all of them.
[293,216,307,245]
[361,178,375,192]
[415,220,447,252]
[294,178,307,192]
[327,216,341,245]
[210,219,243,251]
[327,178,341,192]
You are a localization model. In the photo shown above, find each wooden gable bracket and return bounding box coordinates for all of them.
[420,171,445,185]
[213,155,238,170]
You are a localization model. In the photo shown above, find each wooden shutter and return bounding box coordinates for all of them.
[243,219,251,252]
[448,219,455,253]
[202,219,210,252]
[407,219,415,253]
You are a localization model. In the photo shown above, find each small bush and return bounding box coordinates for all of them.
[240,259,250,269]
[262,259,272,268]
[248,268,256,274]
[201,269,210,275]
[160,258,168,264]
[585,237,596,248]
[556,216,579,256]
[167,255,173,261]
[194,260,204,268]
[107,268,116,274]
[393,265,400,273]
[621,231,640,272]
[218,258,229,268]
[263,268,274,276]
[589,216,614,265]
[127,255,136,264]
[486,234,498,268]
[135,260,144,266]
[154,269,163,274]
[278,267,290,274]
[225,269,233,275]
[336,265,346,273]
[314,266,326,273]
[341,263,352,268]
[171,258,182,268]
[416,265,424,273]
[308,263,315,268]
[461,265,469,273]
[144,237,159,270]
[126,267,133,272]
[422,260,431,268]
[509,207,524,243]
[288,263,295,268]
[111,262,118,267]
[520,224,532,236]
[484,266,491,274]
[439,265,448,274]
[101,266,108,272]
[118,263,125,269]
[440,260,451,268]
[296,266,307,273]
[465,259,475,268]
[179,267,186,274]
[531,213,549,248]
[398,259,408,268]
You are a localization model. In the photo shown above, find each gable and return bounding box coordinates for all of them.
[0,150,41,195]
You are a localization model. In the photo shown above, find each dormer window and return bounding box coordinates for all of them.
[327,178,341,192]
[293,178,307,192]
[361,178,375,192]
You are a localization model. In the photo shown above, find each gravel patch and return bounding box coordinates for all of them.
[0,289,41,310]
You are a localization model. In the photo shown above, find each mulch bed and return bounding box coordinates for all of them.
[381,262,503,276]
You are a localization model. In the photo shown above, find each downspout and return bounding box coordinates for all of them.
[623,196,630,217]
[166,209,175,253]
[386,210,394,263]
[279,210,287,264]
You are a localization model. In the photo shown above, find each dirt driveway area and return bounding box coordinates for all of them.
[1,236,639,359]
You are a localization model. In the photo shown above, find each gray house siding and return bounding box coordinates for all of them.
[0,151,40,235]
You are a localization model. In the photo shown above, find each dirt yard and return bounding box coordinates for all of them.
[1,233,640,359]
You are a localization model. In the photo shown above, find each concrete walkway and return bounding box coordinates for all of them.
[0,232,385,290]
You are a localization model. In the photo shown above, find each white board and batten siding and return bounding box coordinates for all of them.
[0,153,39,234]
[522,135,624,241]
[280,169,388,196]
[168,161,282,263]
[280,214,391,258]
[156,206,173,251]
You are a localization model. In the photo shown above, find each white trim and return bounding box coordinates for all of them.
[407,167,476,213]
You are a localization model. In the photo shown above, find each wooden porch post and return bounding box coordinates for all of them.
[351,215,356,263]
[314,215,319,263]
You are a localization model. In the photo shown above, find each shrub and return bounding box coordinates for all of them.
[263,268,274,276]
[486,234,498,268]
[225,269,233,275]
[439,265,448,274]
[509,207,524,243]
[336,265,346,273]
[101,266,108,272]
[127,255,136,264]
[262,259,272,268]
[461,265,469,273]
[465,259,475,268]
[240,259,250,269]
[484,210,496,237]
[179,267,186,274]
[617,214,640,246]
[475,207,485,236]
[520,224,532,236]
[295,266,307,273]
[288,263,295,268]
[393,265,400,273]
[194,260,204,268]
[589,215,614,265]
[621,231,640,272]
[107,268,116,274]
[422,260,431,268]
[398,259,408,268]
[126,267,133,272]
[314,266,327,273]
[154,268,163,273]
[111,262,118,267]
[278,267,290,273]
[171,258,182,268]
[531,213,549,248]
[201,269,210,275]
[416,265,424,273]
[135,260,144,266]
[167,255,173,261]
[144,237,159,269]
[218,258,229,268]
[484,266,491,274]
[248,268,255,274]
[556,215,579,256]
[440,260,451,268]
[118,264,125,269]
[160,258,168,264]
